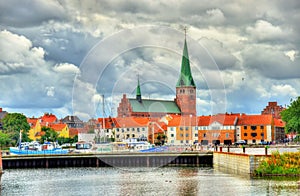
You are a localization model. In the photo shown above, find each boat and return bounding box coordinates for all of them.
[9,130,68,155]
[9,141,69,155]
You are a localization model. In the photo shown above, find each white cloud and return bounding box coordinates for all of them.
[271,84,298,98]
[246,20,290,42]
[53,63,80,74]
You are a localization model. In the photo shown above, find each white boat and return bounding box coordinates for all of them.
[9,141,68,155]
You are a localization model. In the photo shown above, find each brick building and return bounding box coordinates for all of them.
[117,37,196,119]
[261,101,285,119]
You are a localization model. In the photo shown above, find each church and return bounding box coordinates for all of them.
[117,36,197,118]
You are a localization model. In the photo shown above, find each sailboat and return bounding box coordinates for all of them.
[9,130,68,155]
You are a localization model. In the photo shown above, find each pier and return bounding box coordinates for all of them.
[1,152,213,169]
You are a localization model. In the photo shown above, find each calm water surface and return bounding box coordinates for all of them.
[1,167,299,196]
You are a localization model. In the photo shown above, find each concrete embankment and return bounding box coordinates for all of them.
[213,152,268,176]
[2,152,213,169]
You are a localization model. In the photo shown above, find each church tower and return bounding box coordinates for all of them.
[136,75,142,102]
[175,36,196,116]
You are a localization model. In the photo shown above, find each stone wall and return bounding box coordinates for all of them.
[213,152,268,176]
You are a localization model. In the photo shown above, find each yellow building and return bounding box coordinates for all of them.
[27,118,42,141]
[49,124,70,138]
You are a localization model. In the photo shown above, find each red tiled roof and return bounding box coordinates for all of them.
[27,118,38,127]
[49,123,67,131]
[114,117,150,128]
[97,117,118,129]
[41,113,57,123]
[167,116,197,126]
[274,118,285,127]
[237,114,272,125]
[198,116,211,126]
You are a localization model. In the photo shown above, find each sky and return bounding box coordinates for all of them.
[0,0,299,120]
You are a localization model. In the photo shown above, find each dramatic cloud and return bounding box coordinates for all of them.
[0,0,299,120]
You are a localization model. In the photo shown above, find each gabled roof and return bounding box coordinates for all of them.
[49,123,67,131]
[27,118,38,127]
[114,117,150,128]
[97,117,117,129]
[41,113,57,123]
[62,115,83,123]
[237,114,273,125]
[198,114,239,126]
[167,115,197,126]
[128,99,181,114]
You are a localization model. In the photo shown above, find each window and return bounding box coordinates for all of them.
[170,127,174,131]
[260,126,264,129]
[116,128,119,132]
[203,133,206,138]
[185,127,189,131]
[261,133,264,137]
[244,133,247,136]
[132,128,135,132]
[132,134,135,138]
[180,127,183,131]
[180,134,183,137]
[251,126,257,130]
[116,134,119,138]
[137,128,140,132]
[244,126,247,130]
[171,134,174,137]
[251,133,257,137]
[190,90,193,93]
[195,134,198,137]
[185,133,189,137]
[186,140,189,143]
[142,128,145,131]
[127,128,129,132]
[122,129,124,133]
[226,133,229,138]
[180,140,183,143]
[171,140,174,143]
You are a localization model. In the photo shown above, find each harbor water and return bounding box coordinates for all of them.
[1,167,299,195]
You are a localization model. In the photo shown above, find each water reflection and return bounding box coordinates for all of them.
[1,167,299,195]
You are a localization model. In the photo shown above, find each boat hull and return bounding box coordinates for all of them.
[9,147,68,155]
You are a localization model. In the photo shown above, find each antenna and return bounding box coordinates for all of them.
[184,26,187,39]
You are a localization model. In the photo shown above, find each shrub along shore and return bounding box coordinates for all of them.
[254,151,300,176]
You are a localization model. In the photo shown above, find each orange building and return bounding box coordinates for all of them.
[198,114,238,145]
[237,114,275,144]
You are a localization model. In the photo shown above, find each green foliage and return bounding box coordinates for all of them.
[281,96,300,134]
[254,151,300,176]
[2,113,30,144]
[0,131,10,148]
[40,126,59,143]
[57,135,78,145]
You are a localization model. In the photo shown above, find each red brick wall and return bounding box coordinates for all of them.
[175,86,196,116]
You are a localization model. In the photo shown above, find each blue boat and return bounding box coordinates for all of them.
[9,142,68,155]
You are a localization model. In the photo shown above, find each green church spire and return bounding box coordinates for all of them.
[176,37,196,87]
[136,75,142,102]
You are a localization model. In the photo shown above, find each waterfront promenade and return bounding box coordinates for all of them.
[1,145,299,170]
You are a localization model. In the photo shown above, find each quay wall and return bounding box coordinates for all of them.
[2,152,213,169]
[213,152,268,176]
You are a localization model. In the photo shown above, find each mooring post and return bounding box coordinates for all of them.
[243,146,246,154]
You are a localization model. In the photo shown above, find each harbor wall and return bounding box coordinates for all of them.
[2,152,213,169]
[213,152,268,176]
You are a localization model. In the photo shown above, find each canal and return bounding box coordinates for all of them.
[1,167,299,195]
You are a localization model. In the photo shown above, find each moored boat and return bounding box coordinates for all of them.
[9,141,68,155]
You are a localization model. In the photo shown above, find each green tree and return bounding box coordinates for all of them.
[40,126,59,143]
[2,113,30,145]
[0,131,10,148]
[281,96,300,134]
